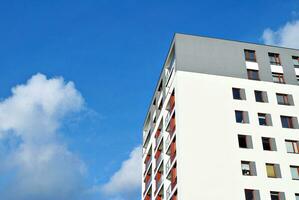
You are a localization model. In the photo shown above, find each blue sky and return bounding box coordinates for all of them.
[0,0,298,200]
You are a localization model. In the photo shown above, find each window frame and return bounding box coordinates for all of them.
[270,191,283,200]
[281,116,294,128]
[232,88,244,100]
[266,163,278,178]
[293,56,299,68]
[244,49,257,62]
[269,53,281,65]
[272,73,285,84]
[258,113,271,126]
[276,93,290,105]
[285,140,299,154]
[247,69,260,80]
[245,189,258,200]
[254,90,266,102]
[290,165,299,180]
[235,110,248,124]
[238,134,252,149]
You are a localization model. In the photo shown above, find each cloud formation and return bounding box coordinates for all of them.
[262,20,299,49]
[0,73,86,200]
[100,146,142,200]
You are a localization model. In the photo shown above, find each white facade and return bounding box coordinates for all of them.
[142,34,299,200]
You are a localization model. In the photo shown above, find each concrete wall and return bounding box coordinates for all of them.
[174,34,299,85]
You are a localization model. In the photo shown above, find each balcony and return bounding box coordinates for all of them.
[166,166,177,200]
[143,129,151,149]
[170,141,176,162]
[166,112,176,137]
[144,174,152,196]
[168,94,175,112]
[155,129,163,150]
[155,171,163,196]
[144,186,152,200]
[144,154,152,175]
[155,150,163,171]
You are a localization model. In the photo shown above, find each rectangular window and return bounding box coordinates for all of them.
[258,113,271,126]
[272,73,285,84]
[296,193,299,200]
[276,93,293,105]
[245,189,259,200]
[232,88,246,100]
[266,163,280,178]
[280,116,296,128]
[269,53,281,65]
[235,110,249,123]
[291,166,299,180]
[247,69,260,80]
[238,134,253,149]
[245,50,257,62]
[262,137,276,151]
[241,161,256,176]
[255,90,267,102]
[270,191,285,200]
[293,56,299,67]
[285,140,299,154]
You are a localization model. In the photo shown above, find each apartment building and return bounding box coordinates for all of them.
[142,33,299,200]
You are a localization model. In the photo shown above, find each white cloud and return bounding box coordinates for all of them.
[0,73,86,200]
[262,20,299,49]
[99,146,142,199]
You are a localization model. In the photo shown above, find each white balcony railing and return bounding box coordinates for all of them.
[156,132,163,149]
[166,184,171,200]
[156,153,163,170]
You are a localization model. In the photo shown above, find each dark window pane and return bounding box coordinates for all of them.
[235,111,244,123]
[247,70,260,80]
[255,91,264,102]
[238,135,247,148]
[258,114,267,125]
[245,190,254,200]
[281,116,293,128]
[262,138,271,150]
[232,88,241,99]
[270,192,280,200]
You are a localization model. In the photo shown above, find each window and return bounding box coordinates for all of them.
[269,53,281,65]
[293,56,299,67]
[266,163,281,178]
[285,140,299,154]
[241,161,256,176]
[258,113,271,126]
[290,166,299,180]
[272,73,285,84]
[244,50,257,62]
[235,110,249,123]
[281,116,297,128]
[247,69,260,80]
[245,189,259,200]
[297,75,299,85]
[262,137,276,151]
[238,134,253,149]
[232,88,245,100]
[254,90,267,102]
[270,191,285,200]
[276,93,293,105]
[296,193,299,200]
